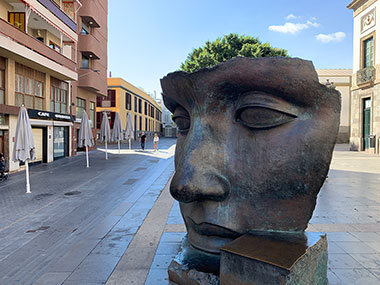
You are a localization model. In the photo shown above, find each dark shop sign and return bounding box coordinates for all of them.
[28,109,73,122]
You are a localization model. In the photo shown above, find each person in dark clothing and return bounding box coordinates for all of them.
[140,132,146,150]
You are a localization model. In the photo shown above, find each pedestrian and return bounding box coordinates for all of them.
[140,132,146,150]
[153,133,159,152]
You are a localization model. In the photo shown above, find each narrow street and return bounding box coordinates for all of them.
[0,138,176,284]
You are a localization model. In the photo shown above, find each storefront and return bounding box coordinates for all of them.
[28,109,72,161]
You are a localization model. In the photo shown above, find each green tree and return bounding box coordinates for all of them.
[180,33,289,73]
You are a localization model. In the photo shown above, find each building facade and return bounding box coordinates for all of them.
[0,0,78,172]
[96,78,162,140]
[348,0,380,153]
[160,98,177,137]
[317,69,352,143]
[0,0,107,172]
[71,0,107,155]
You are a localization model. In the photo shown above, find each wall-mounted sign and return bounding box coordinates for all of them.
[28,109,74,122]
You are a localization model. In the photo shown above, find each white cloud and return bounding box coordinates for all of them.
[306,20,320,28]
[316,32,346,43]
[285,14,298,20]
[268,20,319,34]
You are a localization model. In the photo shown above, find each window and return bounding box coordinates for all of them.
[126,92,131,110]
[0,69,4,105]
[8,12,25,31]
[138,99,142,113]
[145,118,147,131]
[76,97,85,118]
[81,54,90,69]
[89,102,95,128]
[15,63,45,109]
[144,102,147,115]
[49,41,61,53]
[108,89,115,107]
[81,19,90,35]
[50,78,68,114]
[139,116,142,130]
[364,37,374,68]
[134,96,137,112]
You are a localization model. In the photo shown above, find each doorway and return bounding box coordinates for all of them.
[363,98,371,150]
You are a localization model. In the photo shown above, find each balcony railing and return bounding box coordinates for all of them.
[36,0,76,32]
[0,18,76,73]
[357,66,375,85]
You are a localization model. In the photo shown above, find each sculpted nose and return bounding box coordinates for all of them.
[170,172,230,203]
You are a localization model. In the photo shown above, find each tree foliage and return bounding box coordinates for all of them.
[180,33,289,73]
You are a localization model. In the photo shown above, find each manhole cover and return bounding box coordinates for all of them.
[134,167,147,171]
[26,226,50,233]
[148,159,159,163]
[64,191,81,196]
[33,193,53,200]
[123,178,138,185]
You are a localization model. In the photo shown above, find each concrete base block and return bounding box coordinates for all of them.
[220,232,328,285]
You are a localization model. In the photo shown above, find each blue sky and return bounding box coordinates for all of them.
[108,0,353,97]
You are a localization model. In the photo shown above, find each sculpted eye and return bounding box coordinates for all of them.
[236,106,296,129]
[172,105,191,133]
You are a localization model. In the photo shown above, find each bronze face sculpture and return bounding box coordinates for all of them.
[161,57,340,255]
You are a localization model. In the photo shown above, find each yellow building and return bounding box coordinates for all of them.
[96,77,162,139]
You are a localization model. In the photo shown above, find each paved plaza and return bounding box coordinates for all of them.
[0,141,380,284]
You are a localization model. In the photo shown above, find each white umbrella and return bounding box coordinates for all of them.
[125,113,134,150]
[78,111,94,168]
[12,106,36,193]
[112,112,123,154]
[100,112,111,160]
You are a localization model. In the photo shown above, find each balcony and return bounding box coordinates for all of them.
[36,0,77,32]
[78,69,106,96]
[357,66,375,86]
[79,2,102,28]
[0,18,76,75]
[78,34,104,60]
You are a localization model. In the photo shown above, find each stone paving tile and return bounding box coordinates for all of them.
[327,241,346,254]
[145,268,170,285]
[151,254,177,270]
[365,241,380,253]
[328,253,364,269]
[34,272,71,285]
[327,232,361,242]
[327,269,344,285]
[349,232,380,242]
[331,268,380,284]
[350,253,380,269]
[335,241,378,254]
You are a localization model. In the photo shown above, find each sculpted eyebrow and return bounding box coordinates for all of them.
[213,81,316,108]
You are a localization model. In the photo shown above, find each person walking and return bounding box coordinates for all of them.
[140,132,146,150]
[153,133,159,152]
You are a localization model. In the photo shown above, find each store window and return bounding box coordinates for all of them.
[50,78,68,114]
[76,97,85,118]
[8,12,25,31]
[15,63,45,109]
[81,54,90,69]
[89,102,95,128]
[363,37,374,68]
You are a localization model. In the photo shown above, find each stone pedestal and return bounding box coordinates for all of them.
[168,236,220,285]
[220,232,328,285]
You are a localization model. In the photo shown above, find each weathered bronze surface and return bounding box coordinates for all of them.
[161,56,341,255]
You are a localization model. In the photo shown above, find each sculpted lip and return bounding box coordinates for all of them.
[187,217,240,239]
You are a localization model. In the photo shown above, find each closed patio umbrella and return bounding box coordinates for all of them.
[78,111,94,168]
[100,112,111,160]
[12,106,35,193]
[112,112,123,154]
[125,112,134,150]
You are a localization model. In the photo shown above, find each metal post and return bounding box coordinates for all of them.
[105,141,108,160]
[25,159,31,193]
[86,146,89,168]
[118,141,120,154]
